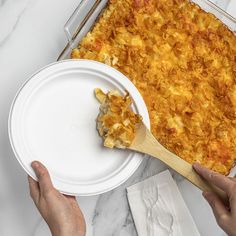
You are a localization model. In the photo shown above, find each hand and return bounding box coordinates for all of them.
[193,163,236,236]
[28,161,86,236]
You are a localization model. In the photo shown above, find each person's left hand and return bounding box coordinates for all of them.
[28,161,86,236]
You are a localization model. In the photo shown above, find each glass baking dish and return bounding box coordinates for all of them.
[58,0,236,176]
[58,0,236,61]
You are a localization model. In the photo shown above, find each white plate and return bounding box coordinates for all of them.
[9,60,150,196]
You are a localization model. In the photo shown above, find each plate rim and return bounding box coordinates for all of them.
[8,59,150,196]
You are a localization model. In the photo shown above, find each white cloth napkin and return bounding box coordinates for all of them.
[127,170,200,236]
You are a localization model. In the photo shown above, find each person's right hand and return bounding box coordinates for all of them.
[28,161,86,236]
[193,163,236,236]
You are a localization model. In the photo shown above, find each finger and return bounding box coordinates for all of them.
[28,175,40,204]
[228,177,236,183]
[31,161,54,195]
[203,191,230,227]
[193,163,232,194]
[227,179,236,212]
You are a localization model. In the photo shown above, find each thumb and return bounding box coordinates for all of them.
[31,161,54,195]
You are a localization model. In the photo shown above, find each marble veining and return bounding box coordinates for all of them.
[0,0,234,235]
[0,0,32,46]
[91,159,151,236]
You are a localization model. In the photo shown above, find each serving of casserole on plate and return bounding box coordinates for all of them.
[69,0,236,175]
[95,88,142,148]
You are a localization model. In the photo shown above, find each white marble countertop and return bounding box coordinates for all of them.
[0,0,235,235]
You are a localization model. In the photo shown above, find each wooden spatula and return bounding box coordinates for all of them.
[129,122,228,203]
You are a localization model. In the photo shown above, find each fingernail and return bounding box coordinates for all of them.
[31,161,39,168]
[193,162,200,170]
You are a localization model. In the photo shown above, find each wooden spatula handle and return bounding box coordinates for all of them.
[139,144,227,202]
[130,124,228,203]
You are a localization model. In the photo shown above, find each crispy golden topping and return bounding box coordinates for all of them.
[73,0,236,174]
[95,88,142,148]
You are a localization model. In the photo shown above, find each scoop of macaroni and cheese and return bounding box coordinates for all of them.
[95,88,142,148]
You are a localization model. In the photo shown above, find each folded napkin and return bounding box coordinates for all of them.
[127,170,200,236]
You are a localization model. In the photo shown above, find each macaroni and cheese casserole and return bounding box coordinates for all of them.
[95,88,142,148]
[72,0,236,174]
